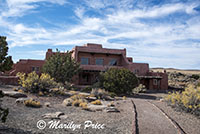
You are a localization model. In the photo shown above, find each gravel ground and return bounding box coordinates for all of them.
[0,86,134,134]
[139,91,200,134]
[1,86,199,134]
[150,99,200,134]
[132,98,177,134]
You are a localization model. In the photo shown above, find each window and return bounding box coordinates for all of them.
[153,79,158,85]
[109,59,117,66]
[95,58,103,65]
[81,58,89,65]
[135,69,139,74]
[32,67,39,72]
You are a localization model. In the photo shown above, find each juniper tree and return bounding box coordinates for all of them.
[43,49,80,84]
[0,36,12,122]
[0,36,13,72]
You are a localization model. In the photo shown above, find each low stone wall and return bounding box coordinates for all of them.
[0,76,18,85]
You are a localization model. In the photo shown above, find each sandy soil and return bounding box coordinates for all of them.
[0,86,134,134]
[1,86,199,134]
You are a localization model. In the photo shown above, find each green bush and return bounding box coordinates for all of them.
[91,88,108,99]
[108,92,117,98]
[165,85,200,116]
[81,86,92,92]
[191,74,200,80]
[42,50,80,84]
[99,68,138,94]
[0,90,9,123]
[17,72,56,93]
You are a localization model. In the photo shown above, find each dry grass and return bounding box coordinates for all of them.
[24,99,41,108]
[91,100,102,105]
[151,68,200,75]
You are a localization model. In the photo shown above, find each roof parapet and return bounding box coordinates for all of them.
[84,43,102,49]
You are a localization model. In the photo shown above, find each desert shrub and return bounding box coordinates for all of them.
[91,88,108,99]
[50,87,67,96]
[38,91,44,96]
[17,72,56,93]
[79,102,87,107]
[165,85,200,116]
[24,99,41,108]
[123,96,127,100]
[80,102,89,110]
[82,86,92,92]
[191,74,200,80]
[108,92,117,98]
[72,99,84,107]
[70,94,88,107]
[99,68,138,94]
[64,81,74,90]
[107,101,115,107]
[92,82,101,88]
[13,87,18,91]
[91,100,102,105]
[39,73,56,91]
[70,94,87,100]
[0,90,9,123]
[133,84,147,94]
[69,90,77,95]
[18,89,24,93]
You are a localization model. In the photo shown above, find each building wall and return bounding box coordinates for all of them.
[128,63,149,76]
[4,43,168,90]
[78,52,123,66]
[9,59,45,76]
[147,72,168,90]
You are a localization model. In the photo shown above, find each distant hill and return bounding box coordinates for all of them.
[151,68,200,74]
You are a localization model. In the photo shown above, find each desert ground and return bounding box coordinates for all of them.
[0,84,200,134]
[151,68,200,74]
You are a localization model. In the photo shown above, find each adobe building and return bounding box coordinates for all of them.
[6,43,168,90]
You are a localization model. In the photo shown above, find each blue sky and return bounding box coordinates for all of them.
[0,0,200,69]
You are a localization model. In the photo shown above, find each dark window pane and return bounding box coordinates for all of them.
[36,67,39,71]
[32,67,35,71]
[109,59,117,66]
[96,58,103,65]
[81,58,89,65]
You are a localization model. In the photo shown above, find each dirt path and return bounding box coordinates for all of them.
[132,98,178,134]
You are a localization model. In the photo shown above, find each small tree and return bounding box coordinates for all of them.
[0,36,13,72]
[43,50,80,84]
[100,68,138,94]
[0,91,9,123]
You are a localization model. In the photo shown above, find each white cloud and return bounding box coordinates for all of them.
[30,50,46,56]
[1,0,68,17]
[0,0,200,69]
[74,7,85,19]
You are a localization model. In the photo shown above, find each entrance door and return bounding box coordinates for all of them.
[79,73,91,85]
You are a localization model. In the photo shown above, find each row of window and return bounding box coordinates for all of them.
[81,58,117,66]
[32,67,40,72]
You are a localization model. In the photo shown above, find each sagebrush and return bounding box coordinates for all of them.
[17,72,56,93]
[165,85,200,116]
